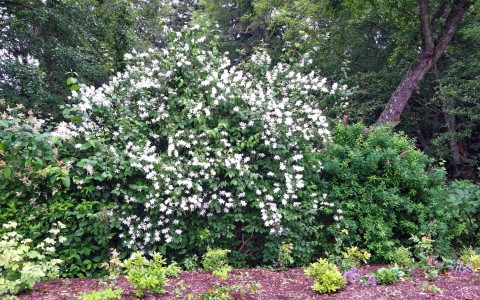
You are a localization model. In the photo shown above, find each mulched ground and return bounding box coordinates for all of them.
[15,265,480,300]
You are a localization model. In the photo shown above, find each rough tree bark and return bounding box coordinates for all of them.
[376,0,472,126]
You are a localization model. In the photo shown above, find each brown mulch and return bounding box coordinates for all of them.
[15,266,480,300]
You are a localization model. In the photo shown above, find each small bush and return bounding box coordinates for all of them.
[317,123,450,260]
[0,221,64,295]
[202,249,232,280]
[340,246,371,270]
[182,255,198,271]
[388,247,413,268]
[443,181,480,249]
[460,248,480,271]
[305,258,346,293]
[420,283,443,294]
[372,266,406,285]
[165,261,182,278]
[277,242,294,270]
[121,252,166,296]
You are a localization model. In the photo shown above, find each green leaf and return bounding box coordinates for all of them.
[81,142,93,150]
[71,84,80,91]
[61,177,71,188]
[4,167,12,179]
[67,77,77,85]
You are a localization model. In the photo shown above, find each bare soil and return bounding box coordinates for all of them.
[15,266,480,300]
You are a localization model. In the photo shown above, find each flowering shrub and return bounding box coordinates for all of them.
[55,25,344,264]
[0,221,65,295]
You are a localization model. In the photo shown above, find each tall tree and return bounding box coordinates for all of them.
[0,0,188,117]
[376,0,473,125]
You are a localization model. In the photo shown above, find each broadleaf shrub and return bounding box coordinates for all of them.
[2,25,473,272]
[0,107,114,277]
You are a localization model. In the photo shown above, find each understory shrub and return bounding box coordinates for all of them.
[315,122,453,260]
[388,247,413,268]
[460,248,480,271]
[165,261,182,278]
[442,180,480,249]
[372,266,406,285]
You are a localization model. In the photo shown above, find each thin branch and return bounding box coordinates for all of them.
[0,0,35,10]
[434,0,472,61]
[420,0,435,54]
[430,0,448,30]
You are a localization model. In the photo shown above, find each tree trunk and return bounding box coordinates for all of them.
[376,53,435,125]
[443,99,462,176]
[375,0,472,126]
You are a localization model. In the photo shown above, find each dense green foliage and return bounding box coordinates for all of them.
[316,123,452,259]
[0,108,114,277]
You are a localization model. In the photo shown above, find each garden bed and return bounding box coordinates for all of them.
[17,265,480,300]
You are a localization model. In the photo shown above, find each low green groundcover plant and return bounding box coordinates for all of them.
[79,288,123,300]
[165,261,182,278]
[372,266,406,285]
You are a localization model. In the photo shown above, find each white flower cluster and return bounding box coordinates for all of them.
[63,26,346,251]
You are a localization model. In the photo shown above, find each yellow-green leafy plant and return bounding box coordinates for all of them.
[340,246,371,270]
[165,261,182,278]
[121,252,167,296]
[460,248,480,271]
[388,247,414,268]
[304,258,346,293]
[411,235,436,266]
[79,288,123,300]
[101,248,122,278]
[420,283,443,294]
[202,249,232,280]
[0,221,65,295]
[278,242,294,270]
